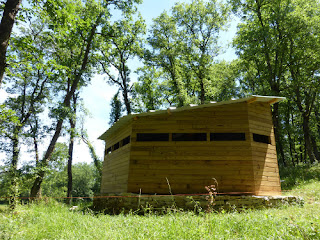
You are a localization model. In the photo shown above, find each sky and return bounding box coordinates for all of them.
[0,0,238,165]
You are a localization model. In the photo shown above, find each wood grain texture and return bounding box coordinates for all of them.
[100,134,131,194]
[248,102,281,196]
[100,101,282,196]
[127,102,255,194]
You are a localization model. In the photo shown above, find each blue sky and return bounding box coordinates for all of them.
[0,0,239,165]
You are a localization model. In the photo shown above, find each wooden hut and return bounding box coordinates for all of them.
[98,95,284,196]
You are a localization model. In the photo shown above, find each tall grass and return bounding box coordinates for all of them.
[0,163,320,239]
[0,200,319,239]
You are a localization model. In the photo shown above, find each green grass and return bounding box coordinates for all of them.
[1,164,320,239]
[280,163,320,190]
[1,201,320,239]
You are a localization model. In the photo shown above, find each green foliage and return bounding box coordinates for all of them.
[37,143,99,198]
[133,66,165,112]
[99,10,146,114]
[280,164,320,190]
[109,91,123,125]
[0,105,20,136]
[41,162,99,199]
[231,0,320,165]
[72,163,97,198]
[142,0,235,108]
[207,60,241,101]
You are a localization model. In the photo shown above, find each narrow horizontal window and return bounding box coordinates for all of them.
[210,133,246,141]
[137,133,169,141]
[253,133,270,144]
[113,142,120,150]
[106,147,112,154]
[172,133,207,141]
[122,136,131,146]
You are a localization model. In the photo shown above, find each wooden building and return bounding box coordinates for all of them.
[98,95,284,196]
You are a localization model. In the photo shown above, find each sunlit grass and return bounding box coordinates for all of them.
[1,196,320,239]
[1,163,320,239]
[0,201,319,239]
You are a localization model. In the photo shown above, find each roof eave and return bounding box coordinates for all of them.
[98,95,285,141]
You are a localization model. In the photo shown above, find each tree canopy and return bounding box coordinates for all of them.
[0,0,319,206]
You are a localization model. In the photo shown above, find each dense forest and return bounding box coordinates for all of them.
[0,0,319,209]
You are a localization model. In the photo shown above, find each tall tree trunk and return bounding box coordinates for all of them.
[9,128,20,210]
[290,109,299,165]
[314,107,320,140]
[67,94,77,204]
[30,13,102,198]
[30,120,64,198]
[199,79,205,104]
[285,120,295,166]
[122,87,131,114]
[0,0,22,86]
[300,145,304,164]
[67,118,76,204]
[285,103,297,166]
[33,135,39,163]
[272,103,286,166]
[30,119,40,164]
[310,135,320,162]
[302,115,316,164]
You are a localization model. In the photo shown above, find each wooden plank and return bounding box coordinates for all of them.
[130,159,255,166]
[127,183,255,194]
[254,171,280,177]
[129,163,254,171]
[130,155,253,161]
[132,141,251,147]
[132,123,250,131]
[105,124,132,148]
[129,168,253,176]
[130,145,252,152]
[248,116,273,125]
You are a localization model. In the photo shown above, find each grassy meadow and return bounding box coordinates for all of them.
[1,164,320,239]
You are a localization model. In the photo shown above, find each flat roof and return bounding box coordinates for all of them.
[98,95,285,140]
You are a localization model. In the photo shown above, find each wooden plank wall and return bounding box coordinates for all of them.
[127,102,256,194]
[100,123,132,194]
[248,102,281,196]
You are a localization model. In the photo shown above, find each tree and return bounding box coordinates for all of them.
[1,19,54,208]
[231,0,320,165]
[231,0,293,165]
[71,163,97,198]
[172,0,230,104]
[30,0,142,198]
[41,143,68,198]
[109,90,123,125]
[146,0,230,107]
[207,60,240,102]
[99,12,146,114]
[67,92,79,203]
[284,0,320,163]
[132,65,165,112]
[147,11,187,107]
[81,132,102,193]
[0,0,22,86]
[28,0,104,198]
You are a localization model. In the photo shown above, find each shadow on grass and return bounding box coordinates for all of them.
[279,163,320,190]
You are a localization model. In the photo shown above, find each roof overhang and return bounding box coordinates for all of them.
[98,95,285,140]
